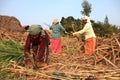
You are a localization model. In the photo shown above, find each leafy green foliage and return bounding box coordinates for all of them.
[61,16,82,33]
[0,40,25,79]
[61,16,120,37]
[81,0,92,16]
[92,21,120,37]
[0,40,24,65]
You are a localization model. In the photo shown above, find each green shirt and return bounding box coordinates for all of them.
[50,24,65,38]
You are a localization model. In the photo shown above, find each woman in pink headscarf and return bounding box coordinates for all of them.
[50,19,66,54]
[73,16,96,56]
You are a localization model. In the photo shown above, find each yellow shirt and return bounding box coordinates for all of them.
[74,23,96,40]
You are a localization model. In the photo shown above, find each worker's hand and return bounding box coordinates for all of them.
[64,31,68,34]
[42,35,46,38]
[29,52,32,54]
[72,33,77,37]
[48,41,50,45]
[24,52,31,58]
[25,51,31,54]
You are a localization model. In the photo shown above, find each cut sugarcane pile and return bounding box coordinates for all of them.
[2,34,120,80]
[3,60,120,80]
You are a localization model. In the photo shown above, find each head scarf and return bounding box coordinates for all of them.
[53,18,59,24]
[27,24,43,35]
[82,16,91,23]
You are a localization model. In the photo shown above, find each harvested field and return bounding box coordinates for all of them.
[1,29,120,80]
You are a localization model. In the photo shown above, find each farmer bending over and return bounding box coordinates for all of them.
[23,24,50,68]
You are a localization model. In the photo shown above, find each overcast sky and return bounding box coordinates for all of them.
[0,0,120,29]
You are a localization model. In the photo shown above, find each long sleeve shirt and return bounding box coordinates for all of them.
[74,23,96,40]
[50,24,65,39]
[24,30,50,53]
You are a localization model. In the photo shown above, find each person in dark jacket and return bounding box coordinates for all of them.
[23,24,50,68]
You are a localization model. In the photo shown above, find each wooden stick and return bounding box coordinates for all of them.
[95,52,118,68]
[115,38,120,47]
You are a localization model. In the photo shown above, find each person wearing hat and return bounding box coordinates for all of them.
[23,24,50,68]
[73,16,96,56]
[50,19,67,54]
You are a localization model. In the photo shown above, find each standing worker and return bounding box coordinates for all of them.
[73,16,96,56]
[23,24,50,68]
[50,18,67,54]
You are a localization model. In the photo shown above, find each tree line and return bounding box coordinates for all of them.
[60,16,120,37]
[60,0,120,37]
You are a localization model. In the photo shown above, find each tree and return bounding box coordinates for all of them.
[61,16,82,32]
[81,0,92,16]
[104,15,109,25]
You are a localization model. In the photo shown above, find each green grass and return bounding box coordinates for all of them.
[0,40,25,79]
[0,40,24,63]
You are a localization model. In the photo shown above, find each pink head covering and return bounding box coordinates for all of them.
[53,18,59,24]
